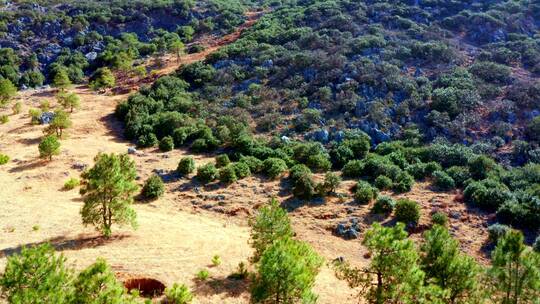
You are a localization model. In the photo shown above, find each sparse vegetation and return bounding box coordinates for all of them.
[38,135,61,160]
[63,178,80,190]
[164,283,193,304]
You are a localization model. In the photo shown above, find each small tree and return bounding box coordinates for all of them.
[421,225,481,303]
[335,223,424,303]
[165,283,193,304]
[141,174,165,199]
[251,238,323,304]
[58,92,80,112]
[89,67,115,91]
[168,39,185,63]
[80,153,138,237]
[177,157,195,176]
[488,230,540,303]
[45,110,71,138]
[39,135,61,160]
[249,198,293,263]
[196,163,218,184]
[0,244,73,303]
[52,68,71,92]
[159,135,174,152]
[0,78,16,106]
[394,198,420,226]
[73,258,130,303]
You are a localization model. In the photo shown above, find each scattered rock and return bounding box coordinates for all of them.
[39,112,55,124]
[72,162,87,171]
[127,147,137,154]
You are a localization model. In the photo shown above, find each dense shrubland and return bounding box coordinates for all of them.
[0,0,252,90]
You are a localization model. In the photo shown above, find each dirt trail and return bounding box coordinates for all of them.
[0,11,358,304]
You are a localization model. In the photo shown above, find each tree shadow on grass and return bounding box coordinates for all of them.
[8,159,47,173]
[0,234,130,258]
[192,276,249,299]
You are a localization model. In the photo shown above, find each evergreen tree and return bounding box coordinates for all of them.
[80,153,138,237]
[0,244,73,303]
[335,223,424,304]
[0,78,16,106]
[72,258,133,304]
[44,110,71,137]
[489,230,540,303]
[52,68,71,91]
[249,198,293,263]
[38,135,61,160]
[58,92,80,112]
[251,238,323,304]
[421,225,482,303]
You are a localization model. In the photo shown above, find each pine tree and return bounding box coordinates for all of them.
[0,78,16,106]
[44,110,71,137]
[421,225,482,303]
[58,92,80,112]
[249,198,293,263]
[0,244,73,303]
[72,258,134,304]
[39,135,61,160]
[52,68,71,92]
[335,223,425,304]
[489,230,540,303]
[251,237,323,304]
[80,153,138,237]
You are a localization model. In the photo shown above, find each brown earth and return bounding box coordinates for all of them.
[0,11,492,303]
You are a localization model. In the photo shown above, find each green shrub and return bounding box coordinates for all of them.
[196,269,209,281]
[487,223,510,244]
[463,179,511,210]
[431,211,448,226]
[215,154,231,168]
[262,158,287,179]
[317,172,341,196]
[219,165,238,184]
[372,196,395,215]
[394,199,420,226]
[196,163,218,183]
[0,153,9,165]
[63,178,80,190]
[306,154,331,172]
[159,136,174,152]
[239,156,263,173]
[354,181,378,204]
[374,175,393,190]
[142,174,165,199]
[228,261,249,280]
[0,115,8,124]
[165,283,193,304]
[446,166,471,188]
[177,157,195,176]
[137,133,158,147]
[292,173,316,200]
[211,255,221,266]
[342,160,364,178]
[289,164,312,182]
[392,171,414,193]
[468,155,496,180]
[29,108,42,125]
[232,162,251,179]
[432,170,455,191]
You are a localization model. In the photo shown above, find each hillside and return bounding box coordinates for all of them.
[0,0,540,303]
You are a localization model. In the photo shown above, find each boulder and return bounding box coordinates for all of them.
[39,112,55,124]
[127,147,137,154]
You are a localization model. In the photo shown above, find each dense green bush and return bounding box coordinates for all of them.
[159,136,174,152]
[533,236,540,253]
[374,175,393,190]
[137,133,158,148]
[292,172,316,200]
[165,283,193,304]
[196,163,218,184]
[317,172,341,196]
[216,154,231,168]
[142,174,165,199]
[431,211,448,226]
[262,158,287,180]
[394,199,420,226]
[240,156,263,174]
[463,179,511,210]
[232,162,251,179]
[446,166,471,188]
[468,155,497,180]
[354,181,378,204]
[432,171,456,191]
[372,196,395,215]
[392,171,415,193]
[177,157,195,176]
[306,154,332,173]
[219,165,238,184]
[342,160,364,178]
